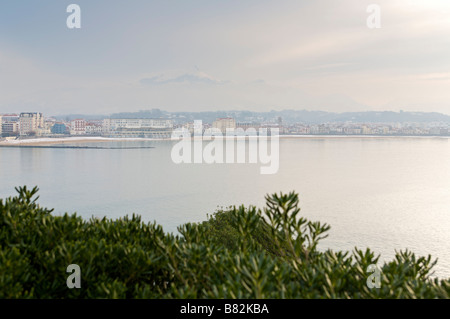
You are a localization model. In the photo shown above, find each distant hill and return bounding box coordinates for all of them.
[55,109,450,124]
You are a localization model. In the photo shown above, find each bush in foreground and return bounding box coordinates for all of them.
[0,186,449,298]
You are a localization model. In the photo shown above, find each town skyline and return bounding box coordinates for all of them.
[2,109,450,139]
[3,107,450,121]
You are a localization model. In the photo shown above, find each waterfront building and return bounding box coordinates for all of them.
[19,112,44,136]
[1,122,19,136]
[102,118,173,138]
[51,122,68,135]
[2,114,19,122]
[362,125,372,135]
[212,118,236,133]
[1,114,19,136]
[85,122,103,135]
[70,119,86,135]
[236,122,261,131]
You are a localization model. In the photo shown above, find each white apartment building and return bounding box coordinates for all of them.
[2,114,19,123]
[19,112,44,136]
[70,119,87,135]
[103,118,173,130]
[2,122,19,135]
[212,118,236,133]
[102,118,174,138]
[1,114,19,136]
[85,122,103,135]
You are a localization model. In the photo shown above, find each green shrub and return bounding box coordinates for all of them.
[0,186,449,299]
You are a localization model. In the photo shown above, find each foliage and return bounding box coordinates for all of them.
[0,186,449,299]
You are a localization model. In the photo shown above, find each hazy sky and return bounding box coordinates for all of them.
[1,0,450,115]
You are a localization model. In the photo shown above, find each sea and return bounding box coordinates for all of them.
[1,136,449,278]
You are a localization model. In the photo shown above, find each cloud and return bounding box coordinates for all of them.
[247,30,368,68]
[417,73,450,81]
[140,71,229,86]
[250,79,266,85]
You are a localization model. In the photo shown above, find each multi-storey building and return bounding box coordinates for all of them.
[236,122,261,130]
[85,122,103,135]
[51,122,68,135]
[1,122,19,136]
[102,118,173,138]
[212,118,236,133]
[1,114,19,136]
[19,112,44,136]
[70,119,86,135]
[2,114,19,122]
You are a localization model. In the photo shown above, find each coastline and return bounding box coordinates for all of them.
[0,136,166,147]
[0,134,448,147]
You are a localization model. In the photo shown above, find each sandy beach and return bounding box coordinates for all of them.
[0,136,166,146]
[0,134,447,147]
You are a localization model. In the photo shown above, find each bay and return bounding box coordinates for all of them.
[1,137,449,278]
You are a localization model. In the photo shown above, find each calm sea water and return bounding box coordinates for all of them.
[1,137,449,278]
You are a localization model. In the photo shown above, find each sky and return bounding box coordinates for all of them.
[0,0,450,116]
